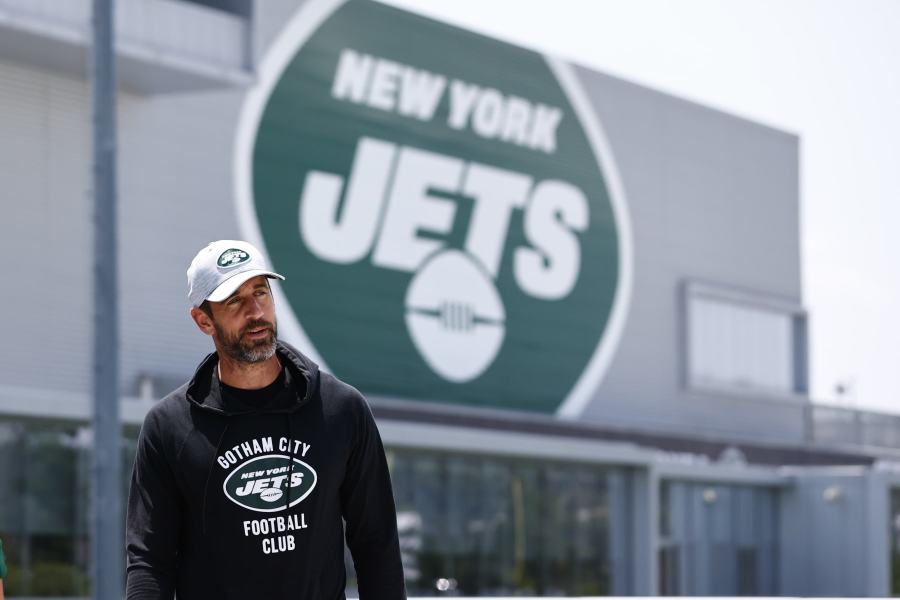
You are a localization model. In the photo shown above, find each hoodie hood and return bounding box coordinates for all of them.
[185,340,319,416]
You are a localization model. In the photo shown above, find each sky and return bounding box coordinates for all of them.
[377,0,900,413]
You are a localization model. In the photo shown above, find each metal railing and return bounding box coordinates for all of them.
[806,402,900,451]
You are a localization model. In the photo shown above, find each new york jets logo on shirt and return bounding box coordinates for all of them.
[235,0,633,416]
[223,454,317,513]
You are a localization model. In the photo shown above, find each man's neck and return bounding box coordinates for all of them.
[217,353,282,389]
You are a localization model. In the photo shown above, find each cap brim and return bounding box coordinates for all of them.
[205,269,285,303]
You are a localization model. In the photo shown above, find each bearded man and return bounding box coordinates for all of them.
[125,240,406,600]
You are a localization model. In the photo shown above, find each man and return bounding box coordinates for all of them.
[125,240,406,599]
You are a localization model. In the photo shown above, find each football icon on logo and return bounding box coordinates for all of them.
[404,250,506,382]
[259,488,284,503]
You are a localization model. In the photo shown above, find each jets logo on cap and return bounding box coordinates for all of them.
[235,0,633,417]
[217,249,250,269]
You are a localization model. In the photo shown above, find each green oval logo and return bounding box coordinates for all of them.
[222,454,317,513]
[217,248,250,269]
[235,0,633,417]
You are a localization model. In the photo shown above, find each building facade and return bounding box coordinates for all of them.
[1,0,899,597]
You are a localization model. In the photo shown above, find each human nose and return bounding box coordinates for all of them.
[245,296,265,319]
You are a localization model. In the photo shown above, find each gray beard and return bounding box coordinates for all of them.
[215,321,278,364]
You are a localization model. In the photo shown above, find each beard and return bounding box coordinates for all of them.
[214,318,278,364]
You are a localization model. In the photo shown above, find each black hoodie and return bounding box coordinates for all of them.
[125,341,406,599]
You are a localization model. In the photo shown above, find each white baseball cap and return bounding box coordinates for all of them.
[187,240,285,307]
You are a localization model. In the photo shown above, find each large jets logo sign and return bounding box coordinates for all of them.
[235,0,632,416]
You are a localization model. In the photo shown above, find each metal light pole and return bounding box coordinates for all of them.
[91,0,122,597]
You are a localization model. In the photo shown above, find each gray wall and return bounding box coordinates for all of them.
[663,480,779,594]
[1,59,94,396]
[0,0,299,401]
[779,468,890,596]
[576,68,805,442]
[0,55,247,400]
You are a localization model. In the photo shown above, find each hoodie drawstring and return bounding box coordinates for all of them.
[285,415,295,512]
[202,420,230,536]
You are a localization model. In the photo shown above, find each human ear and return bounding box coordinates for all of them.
[190,307,216,337]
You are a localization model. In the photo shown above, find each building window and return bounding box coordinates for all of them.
[685,282,807,397]
[0,421,137,597]
[386,449,616,597]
